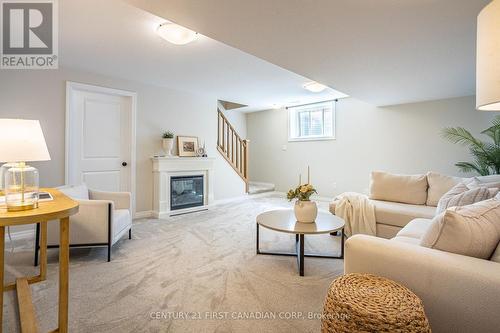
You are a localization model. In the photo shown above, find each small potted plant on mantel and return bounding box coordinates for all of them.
[162,131,174,156]
[287,167,318,223]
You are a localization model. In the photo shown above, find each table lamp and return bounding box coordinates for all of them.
[476,0,500,111]
[0,119,51,211]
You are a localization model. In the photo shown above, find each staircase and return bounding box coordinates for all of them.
[217,109,250,192]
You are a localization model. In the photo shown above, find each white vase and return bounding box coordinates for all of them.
[162,138,174,156]
[294,200,318,223]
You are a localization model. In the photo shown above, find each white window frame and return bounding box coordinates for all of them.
[287,101,336,142]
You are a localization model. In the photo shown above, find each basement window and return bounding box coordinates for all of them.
[288,101,335,141]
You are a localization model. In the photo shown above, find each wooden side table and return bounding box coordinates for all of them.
[0,188,79,333]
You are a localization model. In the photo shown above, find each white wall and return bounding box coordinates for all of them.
[218,101,248,139]
[0,67,247,217]
[247,96,497,197]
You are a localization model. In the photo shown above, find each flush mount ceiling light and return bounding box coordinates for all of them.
[303,81,327,93]
[156,22,198,45]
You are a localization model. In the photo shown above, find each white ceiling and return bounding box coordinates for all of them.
[59,0,347,112]
[125,0,490,106]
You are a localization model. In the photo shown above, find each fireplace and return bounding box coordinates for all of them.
[152,157,214,218]
[170,175,204,211]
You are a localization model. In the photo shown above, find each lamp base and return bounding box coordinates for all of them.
[6,201,37,212]
[4,162,40,212]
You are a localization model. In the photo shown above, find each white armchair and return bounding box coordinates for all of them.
[34,184,132,264]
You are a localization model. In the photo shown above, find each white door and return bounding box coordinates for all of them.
[66,82,136,197]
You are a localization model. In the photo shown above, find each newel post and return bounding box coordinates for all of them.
[243,139,250,192]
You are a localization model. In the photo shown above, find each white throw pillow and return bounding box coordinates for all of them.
[421,198,500,259]
[426,172,466,206]
[468,177,500,190]
[476,175,500,183]
[436,182,497,214]
[369,171,428,205]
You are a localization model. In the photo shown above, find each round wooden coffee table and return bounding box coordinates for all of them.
[256,209,345,276]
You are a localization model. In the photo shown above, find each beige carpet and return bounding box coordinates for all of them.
[3,194,343,332]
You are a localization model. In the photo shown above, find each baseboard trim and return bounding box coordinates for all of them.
[134,211,153,219]
[214,191,277,206]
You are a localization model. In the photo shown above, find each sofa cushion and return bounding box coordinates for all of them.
[58,184,89,200]
[426,172,464,206]
[371,200,436,228]
[113,209,131,237]
[421,199,500,259]
[369,171,428,205]
[376,224,401,239]
[395,218,434,239]
[329,201,337,215]
[491,242,500,263]
[391,236,421,245]
[436,182,497,214]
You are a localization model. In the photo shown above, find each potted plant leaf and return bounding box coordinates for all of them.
[162,131,174,156]
[442,115,500,175]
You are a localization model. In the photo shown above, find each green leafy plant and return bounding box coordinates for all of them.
[442,115,500,175]
[287,184,317,201]
[162,131,174,139]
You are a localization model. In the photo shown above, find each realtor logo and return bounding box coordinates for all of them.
[1,0,58,69]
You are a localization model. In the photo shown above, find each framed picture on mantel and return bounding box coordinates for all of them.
[177,136,199,157]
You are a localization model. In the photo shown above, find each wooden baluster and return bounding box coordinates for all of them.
[226,123,229,156]
[221,119,225,152]
[236,138,239,170]
[244,140,249,192]
[231,131,235,164]
[230,129,232,160]
[244,140,250,179]
[242,141,246,177]
[240,139,243,175]
[217,112,220,148]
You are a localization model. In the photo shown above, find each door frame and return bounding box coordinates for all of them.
[65,81,137,214]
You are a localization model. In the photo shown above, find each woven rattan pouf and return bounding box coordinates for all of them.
[322,273,431,333]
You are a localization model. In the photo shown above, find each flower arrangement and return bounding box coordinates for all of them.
[287,166,317,201]
[288,167,318,223]
[287,184,317,201]
[162,131,174,139]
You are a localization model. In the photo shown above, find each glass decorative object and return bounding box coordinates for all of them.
[0,163,16,196]
[0,119,51,212]
[4,162,40,211]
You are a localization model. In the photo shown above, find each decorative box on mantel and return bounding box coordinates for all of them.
[152,157,215,218]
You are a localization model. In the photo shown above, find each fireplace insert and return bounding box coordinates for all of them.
[170,175,204,211]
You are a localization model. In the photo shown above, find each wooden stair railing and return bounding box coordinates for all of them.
[217,109,249,192]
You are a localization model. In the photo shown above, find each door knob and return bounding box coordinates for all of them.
[122,162,127,167]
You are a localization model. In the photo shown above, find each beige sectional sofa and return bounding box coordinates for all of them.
[345,213,500,333]
[330,171,495,238]
[337,171,500,332]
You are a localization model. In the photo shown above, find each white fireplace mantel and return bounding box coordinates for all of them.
[152,157,215,218]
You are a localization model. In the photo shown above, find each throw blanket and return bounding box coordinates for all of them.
[334,192,376,237]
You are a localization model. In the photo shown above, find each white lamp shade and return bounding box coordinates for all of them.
[156,22,198,45]
[476,0,500,111]
[0,119,51,163]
